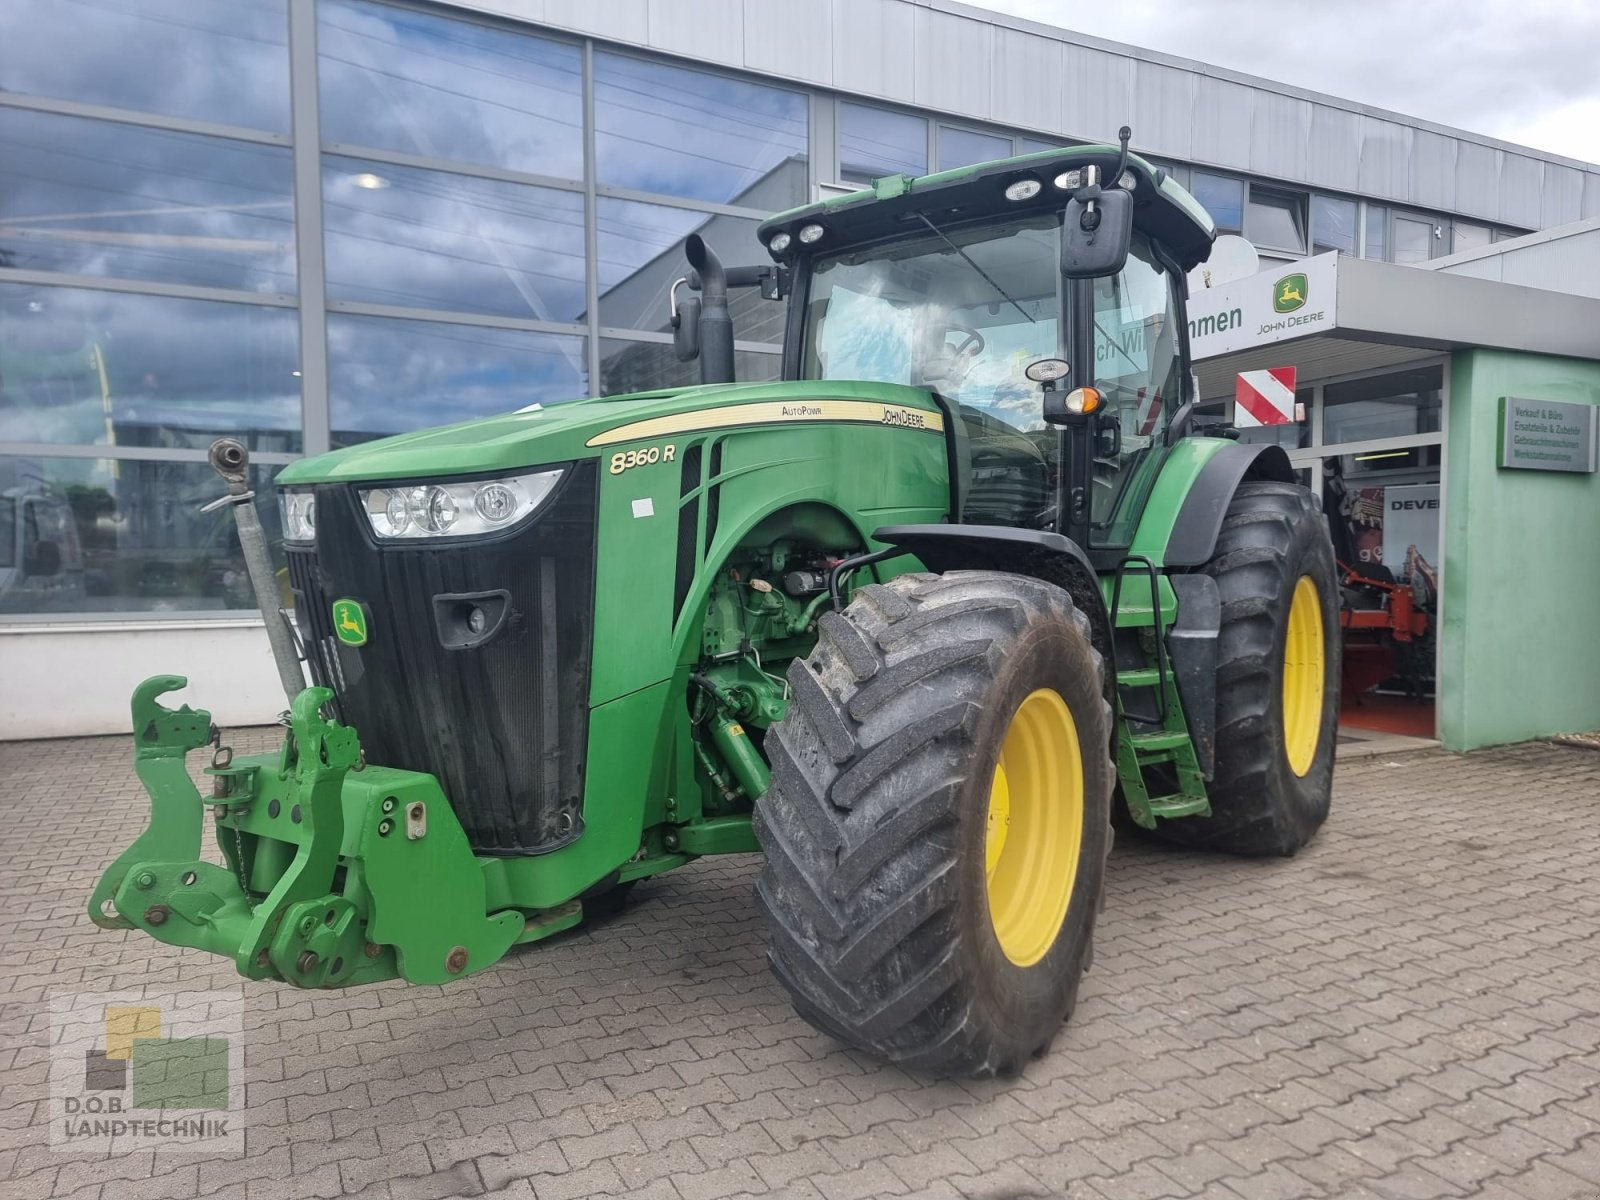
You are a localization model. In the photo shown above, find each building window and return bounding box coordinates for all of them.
[595,199,778,341]
[594,53,808,207]
[318,0,584,180]
[1364,204,1389,261]
[326,314,586,447]
[1323,366,1443,448]
[1452,222,1491,254]
[0,284,301,453]
[1311,195,1358,256]
[838,104,927,184]
[1245,186,1307,255]
[1393,215,1439,264]
[937,126,1012,170]
[599,340,779,396]
[0,0,290,132]
[0,455,287,615]
[0,107,296,293]
[1019,136,1070,157]
[322,156,587,321]
[1190,172,1244,234]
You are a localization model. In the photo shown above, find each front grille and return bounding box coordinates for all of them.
[287,463,598,855]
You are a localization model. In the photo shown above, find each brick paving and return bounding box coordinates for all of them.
[3,730,1599,1200]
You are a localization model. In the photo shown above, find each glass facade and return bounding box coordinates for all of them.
[0,0,1539,618]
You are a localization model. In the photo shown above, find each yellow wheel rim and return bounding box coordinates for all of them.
[984,688,1083,967]
[1282,575,1325,777]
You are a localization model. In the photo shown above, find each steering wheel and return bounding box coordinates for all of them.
[943,323,985,360]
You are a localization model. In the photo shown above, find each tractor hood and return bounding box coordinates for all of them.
[276,379,946,485]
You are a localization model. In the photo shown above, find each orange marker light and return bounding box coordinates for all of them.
[1065,387,1101,415]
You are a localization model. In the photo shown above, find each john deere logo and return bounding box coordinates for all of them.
[332,599,368,647]
[1274,273,1308,313]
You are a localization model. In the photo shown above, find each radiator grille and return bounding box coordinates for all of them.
[286,463,598,855]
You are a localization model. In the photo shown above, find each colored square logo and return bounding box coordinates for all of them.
[83,1050,126,1092]
[131,1037,230,1111]
[104,1005,161,1060]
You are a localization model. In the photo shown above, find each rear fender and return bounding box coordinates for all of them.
[1131,440,1297,569]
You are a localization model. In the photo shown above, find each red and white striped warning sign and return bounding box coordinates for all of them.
[1234,367,1297,427]
[1135,387,1162,436]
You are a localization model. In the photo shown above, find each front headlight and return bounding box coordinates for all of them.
[359,468,564,540]
[280,488,316,543]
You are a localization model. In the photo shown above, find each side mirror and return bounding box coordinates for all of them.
[1062,186,1133,279]
[24,539,61,577]
[671,288,702,363]
[1095,411,1122,459]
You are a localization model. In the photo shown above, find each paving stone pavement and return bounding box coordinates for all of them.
[3,731,1599,1200]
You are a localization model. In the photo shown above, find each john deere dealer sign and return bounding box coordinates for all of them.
[1187,251,1339,359]
[1498,397,1597,473]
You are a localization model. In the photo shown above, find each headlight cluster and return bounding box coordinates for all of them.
[281,489,317,543]
[359,468,564,540]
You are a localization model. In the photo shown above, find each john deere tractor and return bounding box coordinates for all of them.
[92,133,1340,1076]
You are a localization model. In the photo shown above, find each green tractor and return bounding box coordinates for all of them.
[92,133,1340,1076]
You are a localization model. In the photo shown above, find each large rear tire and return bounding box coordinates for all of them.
[1156,480,1340,856]
[756,572,1113,1076]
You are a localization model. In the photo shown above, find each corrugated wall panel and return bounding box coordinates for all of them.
[1410,130,1456,212]
[913,8,992,117]
[1359,117,1411,198]
[526,0,649,43]
[1584,174,1600,219]
[1305,105,1361,192]
[1062,44,1134,144]
[1130,60,1196,161]
[647,0,744,64]
[1541,163,1585,228]
[1192,76,1253,170]
[1454,139,1501,223]
[1251,90,1312,182]
[830,0,915,103]
[1499,154,1543,228]
[743,0,833,85]
[989,25,1065,134]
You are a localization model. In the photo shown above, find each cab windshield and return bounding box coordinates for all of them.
[801,212,1061,434]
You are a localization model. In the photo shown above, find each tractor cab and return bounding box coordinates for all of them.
[748,137,1217,561]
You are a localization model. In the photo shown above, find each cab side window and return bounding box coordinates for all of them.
[1089,233,1183,545]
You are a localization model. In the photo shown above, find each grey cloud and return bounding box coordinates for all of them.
[975,0,1600,160]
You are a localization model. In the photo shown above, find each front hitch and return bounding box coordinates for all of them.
[90,677,524,987]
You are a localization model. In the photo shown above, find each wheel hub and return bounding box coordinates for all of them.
[984,688,1084,967]
[1282,575,1325,777]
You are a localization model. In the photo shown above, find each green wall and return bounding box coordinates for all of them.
[1440,349,1600,750]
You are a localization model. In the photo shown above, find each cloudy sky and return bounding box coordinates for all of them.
[971,0,1600,164]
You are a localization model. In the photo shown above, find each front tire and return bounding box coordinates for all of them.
[756,572,1113,1076]
[1155,480,1340,855]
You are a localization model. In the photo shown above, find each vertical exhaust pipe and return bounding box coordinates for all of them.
[685,234,735,385]
[205,438,305,705]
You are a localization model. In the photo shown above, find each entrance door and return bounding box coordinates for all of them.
[1307,365,1444,742]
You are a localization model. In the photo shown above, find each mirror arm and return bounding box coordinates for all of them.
[1166,399,1195,446]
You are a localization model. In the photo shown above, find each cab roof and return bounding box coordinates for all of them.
[757,144,1217,272]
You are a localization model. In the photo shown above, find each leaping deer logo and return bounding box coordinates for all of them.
[333,601,367,644]
[1273,273,1309,313]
